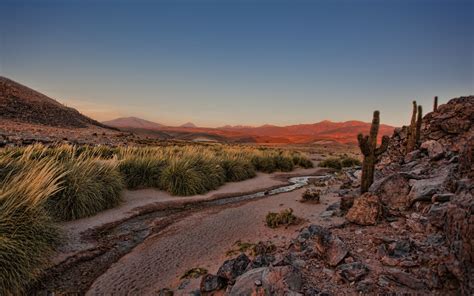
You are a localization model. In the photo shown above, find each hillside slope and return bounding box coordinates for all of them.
[0,76,112,129]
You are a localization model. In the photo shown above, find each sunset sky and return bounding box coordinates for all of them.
[1,0,472,127]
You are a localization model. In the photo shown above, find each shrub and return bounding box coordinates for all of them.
[301,187,321,202]
[47,158,124,221]
[319,155,361,170]
[265,208,300,228]
[273,154,294,172]
[0,161,61,294]
[340,156,361,168]
[251,155,276,173]
[119,156,167,189]
[160,156,225,196]
[220,156,256,182]
[319,157,343,170]
[292,154,314,168]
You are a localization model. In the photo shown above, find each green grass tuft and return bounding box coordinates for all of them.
[265,208,301,228]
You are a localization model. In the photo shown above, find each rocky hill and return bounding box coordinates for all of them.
[189,96,473,295]
[0,76,112,129]
[103,116,166,129]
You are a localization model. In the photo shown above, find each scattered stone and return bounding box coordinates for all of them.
[200,274,226,293]
[326,236,348,267]
[345,193,382,226]
[420,140,444,160]
[431,193,454,203]
[336,262,369,282]
[369,173,412,211]
[229,266,302,296]
[340,195,354,212]
[320,210,334,218]
[217,253,250,282]
[384,269,426,290]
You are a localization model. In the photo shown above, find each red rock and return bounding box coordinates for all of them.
[346,193,382,226]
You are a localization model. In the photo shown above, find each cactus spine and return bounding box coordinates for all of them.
[433,96,438,112]
[358,111,389,193]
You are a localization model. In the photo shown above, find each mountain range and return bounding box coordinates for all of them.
[0,76,395,144]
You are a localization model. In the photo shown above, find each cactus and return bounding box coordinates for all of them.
[416,105,422,145]
[407,101,423,153]
[406,101,418,153]
[357,111,389,193]
[433,96,438,112]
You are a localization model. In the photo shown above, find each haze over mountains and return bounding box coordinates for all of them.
[1,76,395,144]
[103,116,395,144]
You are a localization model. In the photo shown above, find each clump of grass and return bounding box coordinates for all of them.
[181,267,208,279]
[220,155,256,182]
[47,157,125,221]
[159,156,225,196]
[0,161,62,295]
[119,156,167,189]
[226,240,276,257]
[265,208,300,228]
[319,155,361,170]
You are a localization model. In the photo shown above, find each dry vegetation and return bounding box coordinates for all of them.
[0,143,312,294]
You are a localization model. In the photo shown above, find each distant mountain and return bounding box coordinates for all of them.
[103,117,165,130]
[0,76,112,129]
[180,122,197,128]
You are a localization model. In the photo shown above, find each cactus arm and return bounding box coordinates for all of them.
[375,136,390,156]
[357,134,370,156]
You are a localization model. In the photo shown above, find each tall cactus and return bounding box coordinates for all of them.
[406,101,418,153]
[433,96,438,112]
[415,105,422,145]
[358,111,390,193]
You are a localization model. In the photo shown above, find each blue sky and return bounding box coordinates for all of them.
[1,0,472,127]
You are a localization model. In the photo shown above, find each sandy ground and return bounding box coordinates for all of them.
[87,183,343,295]
[56,167,321,264]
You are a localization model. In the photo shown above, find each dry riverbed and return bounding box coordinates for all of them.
[34,166,344,295]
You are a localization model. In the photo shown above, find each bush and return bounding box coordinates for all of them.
[265,208,300,228]
[220,156,256,182]
[160,156,225,196]
[273,155,294,172]
[0,161,61,294]
[319,157,343,170]
[47,158,124,221]
[319,156,361,170]
[119,156,167,189]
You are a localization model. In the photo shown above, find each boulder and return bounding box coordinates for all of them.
[420,140,444,160]
[345,193,382,226]
[217,253,250,282]
[369,173,412,211]
[228,266,302,296]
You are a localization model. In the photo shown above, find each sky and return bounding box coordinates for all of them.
[1,0,473,127]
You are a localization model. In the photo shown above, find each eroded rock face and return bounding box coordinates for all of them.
[336,262,369,282]
[229,266,302,296]
[345,193,382,226]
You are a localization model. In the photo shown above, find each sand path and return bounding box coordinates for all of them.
[86,177,343,295]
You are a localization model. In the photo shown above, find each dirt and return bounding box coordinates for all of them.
[33,165,342,295]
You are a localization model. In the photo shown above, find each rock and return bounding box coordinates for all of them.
[431,193,454,203]
[200,274,226,293]
[249,254,275,269]
[302,187,320,202]
[407,175,448,206]
[420,140,445,160]
[320,210,334,218]
[356,279,375,293]
[326,236,348,267]
[340,195,354,212]
[336,262,369,282]
[217,253,250,282]
[345,193,382,226]
[229,266,302,296]
[388,239,412,258]
[384,269,426,290]
[369,173,412,211]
